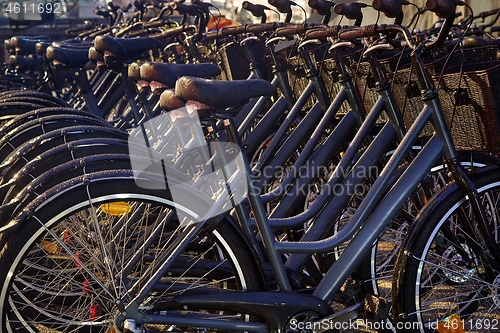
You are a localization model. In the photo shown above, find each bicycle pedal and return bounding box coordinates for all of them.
[333,282,361,306]
[363,294,388,321]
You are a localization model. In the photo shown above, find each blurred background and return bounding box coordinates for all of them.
[2,0,500,24]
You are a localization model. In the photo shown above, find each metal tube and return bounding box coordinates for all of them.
[313,135,443,301]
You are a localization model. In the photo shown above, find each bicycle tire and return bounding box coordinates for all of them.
[0,90,68,107]
[0,114,110,163]
[393,166,500,333]
[0,172,263,333]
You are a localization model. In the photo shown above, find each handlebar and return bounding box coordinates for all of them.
[478,8,500,20]
[150,25,196,40]
[305,25,340,40]
[221,25,248,37]
[337,20,451,50]
[203,22,283,40]
[205,30,222,40]
[246,22,282,33]
[276,24,307,36]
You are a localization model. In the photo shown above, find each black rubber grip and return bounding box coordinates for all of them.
[339,24,378,40]
[479,8,500,19]
[334,3,362,20]
[426,0,457,18]
[122,3,132,12]
[246,22,278,33]
[94,8,111,19]
[308,0,331,16]
[372,0,403,18]
[221,25,248,37]
[192,0,211,13]
[172,2,198,16]
[243,1,266,17]
[268,0,291,13]
[134,0,144,11]
[305,26,339,40]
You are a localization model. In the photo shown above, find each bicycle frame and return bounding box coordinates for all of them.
[113,23,500,332]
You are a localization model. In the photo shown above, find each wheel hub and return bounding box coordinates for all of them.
[441,244,478,283]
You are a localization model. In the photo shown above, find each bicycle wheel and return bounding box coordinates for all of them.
[0,172,263,333]
[394,167,500,333]
[361,151,498,300]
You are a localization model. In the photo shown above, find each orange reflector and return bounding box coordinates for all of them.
[106,326,117,333]
[101,202,132,216]
[63,230,71,243]
[75,253,82,267]
[83,279,90,294]
[436,314,465,333]
[90,304,98,321]
[40,240,60,254]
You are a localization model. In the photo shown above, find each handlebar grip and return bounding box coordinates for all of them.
[372,0,406,18]
[133,0,143,11]
[276,24,306,36]
[305,26,339,40]
[426,0,458,18]
[268,0,291,13]
[479,8,500,19]
[334,3,362,20]
[246,22,278,33]
[192,0,211,13]
[221,25,248,37]
[172,2,199,16]
[122,3,132,12]
[243,1,266,17]
[308,0,331,16]
[94,7,111,19]
[338,24,378,40]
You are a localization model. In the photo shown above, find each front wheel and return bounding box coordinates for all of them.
[394,168,500,333]
[0,174,263,333]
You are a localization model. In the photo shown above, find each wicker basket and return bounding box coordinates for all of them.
[386,46,499,143]
[216,39,266,81]
[433,61,500,152]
